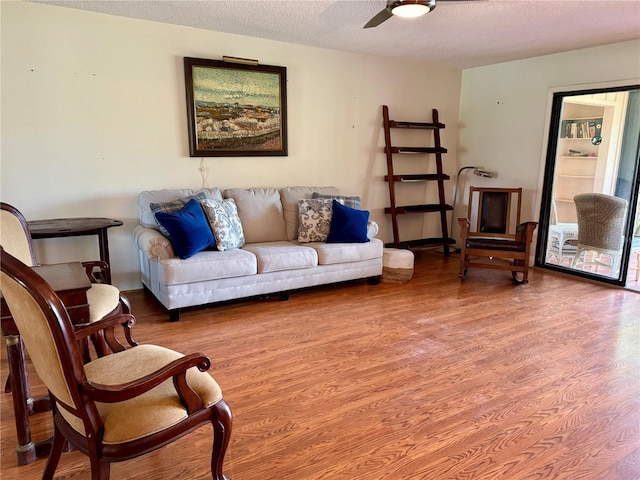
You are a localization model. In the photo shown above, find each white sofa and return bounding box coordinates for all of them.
[133,186,383,321]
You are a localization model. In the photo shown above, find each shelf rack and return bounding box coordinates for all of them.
[382,105,454,254]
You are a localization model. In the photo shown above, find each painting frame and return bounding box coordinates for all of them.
[184,57,288,157]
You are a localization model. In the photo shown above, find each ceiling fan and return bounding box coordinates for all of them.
[364,0,470,29]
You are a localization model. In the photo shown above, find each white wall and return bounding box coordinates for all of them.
[1,1,462,290]
[7,3,636,292]
[457,40,640,240]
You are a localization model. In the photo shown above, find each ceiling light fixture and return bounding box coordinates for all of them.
[390,0,436,19]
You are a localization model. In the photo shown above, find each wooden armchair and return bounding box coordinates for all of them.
[458,187,538,284]
[1,202,137,465]
[0,248,233,480]
[0,202,132,347]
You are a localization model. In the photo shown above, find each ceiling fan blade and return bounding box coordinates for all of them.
[363,8,393,29]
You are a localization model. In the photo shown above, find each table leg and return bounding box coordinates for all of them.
[97,230,112,284]
[5,334,37,465]
[4,334,53,465]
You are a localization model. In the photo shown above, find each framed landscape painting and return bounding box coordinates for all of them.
[184,57,288,157]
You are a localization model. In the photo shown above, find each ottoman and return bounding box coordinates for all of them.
[382,248,414,282]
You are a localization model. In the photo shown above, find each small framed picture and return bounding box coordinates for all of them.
[184,57,288,157]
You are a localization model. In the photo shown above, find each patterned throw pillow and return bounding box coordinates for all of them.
[201,198,245,251]
[311,192,361,210]
[298,198,333,243]
[150,192,207,237]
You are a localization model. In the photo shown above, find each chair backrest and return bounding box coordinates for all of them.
[0,202,37,266]
[0,248,88,421]
[466,187,522,240]
[574,193,628,250]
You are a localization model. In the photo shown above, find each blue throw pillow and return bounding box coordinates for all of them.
[150,192,207,237]
[154,199,215,259]
[327,200,370,243]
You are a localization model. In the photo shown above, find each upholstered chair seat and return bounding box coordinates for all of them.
[85,284,122,323]
[60,344,223,444]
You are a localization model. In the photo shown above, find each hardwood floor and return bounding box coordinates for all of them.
[2,250,639,479]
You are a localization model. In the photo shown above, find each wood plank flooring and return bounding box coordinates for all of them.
[2,250,639,479]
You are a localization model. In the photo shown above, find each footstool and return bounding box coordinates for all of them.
[382,248,414,283]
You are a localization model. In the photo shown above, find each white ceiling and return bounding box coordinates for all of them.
[29,0,640,69]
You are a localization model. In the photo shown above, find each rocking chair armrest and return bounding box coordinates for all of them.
[83,352,211,411]
[457,218,470,236]
[73,314,136,338]
[515,221,538,243]
[82,260,110,284]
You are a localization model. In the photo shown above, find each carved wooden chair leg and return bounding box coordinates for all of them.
[211,399,233,480]
[42,422,65,480]
[89,459,110,480]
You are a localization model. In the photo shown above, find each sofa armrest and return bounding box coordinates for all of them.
[367,220,379,240]
[132,225,175,261]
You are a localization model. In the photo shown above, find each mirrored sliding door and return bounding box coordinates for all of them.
[536,85,640,287]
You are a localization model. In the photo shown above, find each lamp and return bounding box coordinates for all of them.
[473,168,493,178]
[453,166,495,211]
[390,0,436,18]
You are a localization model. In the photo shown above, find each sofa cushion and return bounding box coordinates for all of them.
[297,198,333,243]
[201,198,245,251]
[158,249,257,285]
[279,186,340,241]
[223,188,287,243]
[312,238,384,265]
[243,242,318,273]
[140,188,223,230]
[327,200,370,243]
[311,192,361,210]
[154,199,215,259]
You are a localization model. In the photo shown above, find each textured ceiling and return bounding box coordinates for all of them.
[29,0,640,69]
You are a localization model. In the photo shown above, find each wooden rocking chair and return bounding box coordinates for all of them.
[458,187,538,284]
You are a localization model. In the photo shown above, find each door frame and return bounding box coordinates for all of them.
[534,80,640,286]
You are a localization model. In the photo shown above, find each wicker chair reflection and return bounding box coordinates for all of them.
[571,193,628,276]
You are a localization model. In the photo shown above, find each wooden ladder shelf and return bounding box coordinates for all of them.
[382,105,454,254]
